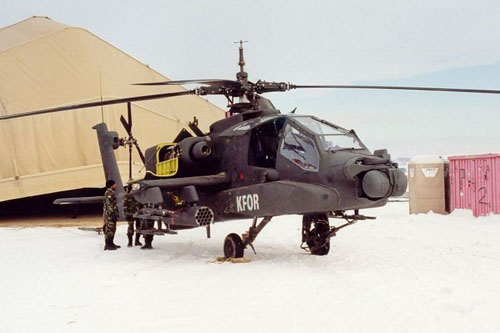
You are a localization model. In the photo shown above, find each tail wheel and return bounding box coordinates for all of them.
[224,233,244,258]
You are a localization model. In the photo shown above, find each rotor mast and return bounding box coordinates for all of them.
[235,40,249,103]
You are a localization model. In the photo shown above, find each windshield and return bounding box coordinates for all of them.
[293,116,364,151]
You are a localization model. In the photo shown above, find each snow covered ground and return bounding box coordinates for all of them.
[1,202,500,332]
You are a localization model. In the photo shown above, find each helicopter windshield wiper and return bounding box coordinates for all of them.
[283,143,305,154]
[289,132,307,152]
[327,146,363,152]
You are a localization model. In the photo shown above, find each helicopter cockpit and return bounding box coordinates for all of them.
[240,114,367,173]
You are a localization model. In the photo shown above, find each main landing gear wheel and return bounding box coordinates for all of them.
[307,222,330,255]
[302,214,331,256]
[223,233,244,258]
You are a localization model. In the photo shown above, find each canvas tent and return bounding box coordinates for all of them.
[0,16,224,202]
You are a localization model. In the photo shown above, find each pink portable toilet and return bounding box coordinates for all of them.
[449,154,500,217]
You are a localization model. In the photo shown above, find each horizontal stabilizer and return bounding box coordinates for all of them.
[53,196,103,205]
[136,229,166,236]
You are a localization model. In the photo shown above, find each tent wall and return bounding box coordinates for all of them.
[0,17,224,202]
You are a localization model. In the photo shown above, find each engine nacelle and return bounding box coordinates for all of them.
[179,137,212,165]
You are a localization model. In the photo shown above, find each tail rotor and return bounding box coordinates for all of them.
[119,102,146,180]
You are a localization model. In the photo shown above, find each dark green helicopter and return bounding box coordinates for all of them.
[3,41,500,258]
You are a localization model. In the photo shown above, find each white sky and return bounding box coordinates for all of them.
[2,0,500,158]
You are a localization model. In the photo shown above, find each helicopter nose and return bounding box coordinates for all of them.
[361,169,407,199]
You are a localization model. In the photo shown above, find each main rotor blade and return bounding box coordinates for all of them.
[0,90,196,121]
[290,84,500,95]
[134,79,242,88]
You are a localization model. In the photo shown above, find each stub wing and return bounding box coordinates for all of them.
[135,172,229,191]
[53,196,103,205]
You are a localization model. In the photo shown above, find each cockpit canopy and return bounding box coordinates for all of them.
[292,116,365,152]
[230,114,366,153]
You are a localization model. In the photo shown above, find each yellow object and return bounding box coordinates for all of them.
[211,257,252,264]
[151,143,179,177]
[156,158,178,177]
[171,194,184,206]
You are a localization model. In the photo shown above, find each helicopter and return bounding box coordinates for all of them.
[3,41,500,258]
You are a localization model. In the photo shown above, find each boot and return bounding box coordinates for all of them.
[127,234,133,247]
[111,235,121,249]
[141,235,153,249]
[104,237,117,251]
[134,233,142,246]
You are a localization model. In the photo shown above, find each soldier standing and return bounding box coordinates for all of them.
[103,180,121,251]
[123,185,143,247]
[141,225,154,249]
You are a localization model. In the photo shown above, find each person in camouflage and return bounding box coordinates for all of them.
[140,221,154,250]
[123,185,143,247]
[103,180,121,251]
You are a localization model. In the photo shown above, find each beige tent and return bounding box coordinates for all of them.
[0,16,224,202]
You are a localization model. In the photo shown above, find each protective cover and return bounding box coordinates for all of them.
[0,17,223,201]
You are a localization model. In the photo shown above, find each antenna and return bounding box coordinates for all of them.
[234,40,248,83]
[98,67,104,122]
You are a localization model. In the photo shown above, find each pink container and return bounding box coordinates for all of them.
[449,154,500,217]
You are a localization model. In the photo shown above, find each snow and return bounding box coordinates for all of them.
[1,202,500,332]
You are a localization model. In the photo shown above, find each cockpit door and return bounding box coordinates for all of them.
[247,117,285,168]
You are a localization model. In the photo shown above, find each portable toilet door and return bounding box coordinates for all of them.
[408,155,448,215]
[450,158,474,213]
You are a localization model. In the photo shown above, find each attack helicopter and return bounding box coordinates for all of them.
[3,41,500,258]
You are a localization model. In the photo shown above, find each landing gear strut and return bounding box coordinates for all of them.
[301,210,376,255]
[223,216,272,258]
